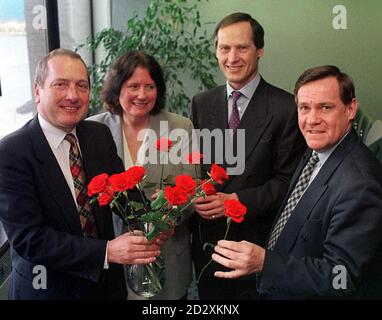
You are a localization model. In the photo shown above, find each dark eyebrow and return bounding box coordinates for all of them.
[318,102,335,106]
[52,78,88,84]
[52,78,69,82]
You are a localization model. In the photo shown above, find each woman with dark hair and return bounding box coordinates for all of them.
[88,50,196,300]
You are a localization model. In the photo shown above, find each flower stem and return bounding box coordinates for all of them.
[112,193,127,219]
[111,192,136,232]
[137,183,149,209]
[224,218,231,239]
[159,154,164,189]
[196,218,232,284]
[196,256,214,284]
[195,178,213,193]
[184,178,214,215]
[145,260,163,292]
[174,177,214,218]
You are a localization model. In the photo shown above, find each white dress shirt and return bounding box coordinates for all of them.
[38,114,79,205]
[226,73,261,122]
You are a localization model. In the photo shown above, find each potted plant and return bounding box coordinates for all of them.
[80,0,217,116]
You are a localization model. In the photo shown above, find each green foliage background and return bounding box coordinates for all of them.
[81,0,217,116]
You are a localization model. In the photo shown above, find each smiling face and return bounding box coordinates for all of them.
[119,66,157,121]
[296,77,357,152]
[34,55,90,132]
[215,21,263,90]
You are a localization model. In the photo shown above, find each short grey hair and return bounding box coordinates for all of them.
[34,48,89,87]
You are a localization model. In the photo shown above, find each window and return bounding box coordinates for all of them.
[0,0,96,139]
[0,0,39,138]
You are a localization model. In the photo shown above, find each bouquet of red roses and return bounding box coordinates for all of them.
[87,161,236,241]
[87,144,247,297]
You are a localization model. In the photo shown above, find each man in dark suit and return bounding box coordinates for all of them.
[0,49,160,299]
[211,65,382,299]
[191,12,306,299]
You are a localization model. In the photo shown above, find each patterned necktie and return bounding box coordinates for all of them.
[65,133,98,238]
[267,152,319,250]
[228,91,242,134]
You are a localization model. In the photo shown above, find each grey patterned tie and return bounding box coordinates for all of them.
[267,152,319,250]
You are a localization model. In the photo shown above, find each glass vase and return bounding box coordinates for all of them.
[126,253,166,298]
[126,223,166,298]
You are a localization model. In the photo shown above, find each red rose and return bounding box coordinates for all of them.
[175,175,197,195]
[164,186,188,206]
[98,188,114,206]
[156,137,173,151]
[109,172,129,192]
[200,179,216,195]
[224,199,247,223]
[129,166,145,182]
[210,164,228,185]
[186,151,204,164]
[88,173,109,196]
[125,166,145,188]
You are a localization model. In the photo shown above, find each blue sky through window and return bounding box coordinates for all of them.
[0,0,24,23]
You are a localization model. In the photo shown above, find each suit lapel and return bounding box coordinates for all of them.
[277,151,311,213]
[276,185,327,253]
[238,79,273,162]
[200,89,225,177]
[76,122,97,179]
[29,116,82,234]
[108,114,123,159]
[275,130,358,252]
[76,122,108,238]
[207,86,229,131]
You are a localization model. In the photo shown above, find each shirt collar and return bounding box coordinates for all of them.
[38,113,77,149]
[226,73,261,100]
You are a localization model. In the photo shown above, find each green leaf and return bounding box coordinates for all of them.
[152,220,169,231]
[168,206,181,221]
[129,201,144,211]
[89,197,97,205]
[162,174,175,185]
[146,226,161,241]
[140,210,160,222]
[150,190,166,210]
[142,181,158,189]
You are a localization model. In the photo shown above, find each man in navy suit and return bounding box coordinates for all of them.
[211,65,382,299]
[191,12,306,299]
[0,49,160,299]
